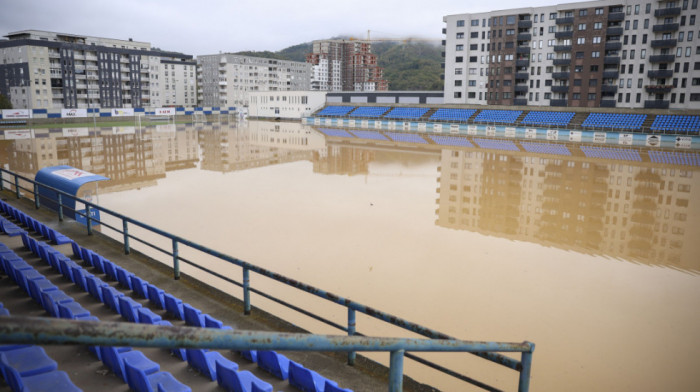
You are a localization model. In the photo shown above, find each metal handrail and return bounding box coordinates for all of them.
[0,317,534,392]
[0,168,534,392]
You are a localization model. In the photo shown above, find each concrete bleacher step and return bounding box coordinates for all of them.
[641,115,656,132]
[514,111,529,124]
[421,108,438,121]
[570,112,590,128]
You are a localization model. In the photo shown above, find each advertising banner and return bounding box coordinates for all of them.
[62,128,89,137]
[111,108,134,117]
[154,107,176,116]
[505,127,516,138]
[593,132,607,143]
[619,133,634,145]
[3,129,31,139]
[645,135,660,147]
[2,109,31,119]
[61,108,88,118]
[569,131,582,142]
[525,128,537,139]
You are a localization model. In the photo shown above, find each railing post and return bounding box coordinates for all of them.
[57,193,63,221]
[123,219,130,254]
[0,169,4,191]
[33,183,40,209]
[518,342,535,392]
[243,267,251,315]
[85,205,92,235]
[172,239,180,280]
[388,350,405,392]
[14,176,20,199]
[347,308,356,366]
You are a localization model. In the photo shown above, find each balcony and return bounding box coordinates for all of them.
[517,33,532,41]
[515,72,530,80]
[518,20,532,28]
[514,85,528,92]
[513,98,528,105]
[604,56,621,64]
[601,85,618,93]
[516,47,531,54]
[645,84,673,93]
[556,17,574,25]
[603,70,619,79]
[600,99,616,107]
[551,85,569,93]
[647,69,673,78]
[555,30,573,39]
[554,45,572,52]
[550,99,568,106]
[516,59,529,67]
[606,27,623,36]
[651,39,677,48]
[608,12,625,21]
[653,23,679,33]
[553,58,571,66]
[552,72,570,79]
[644,100,670,109]
[654,7,681,17]
[649,54,676,63]
[605,42,622,50]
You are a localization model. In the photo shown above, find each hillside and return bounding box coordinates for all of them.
[234,40,443,91]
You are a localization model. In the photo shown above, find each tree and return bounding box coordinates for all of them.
[0,94,11,109]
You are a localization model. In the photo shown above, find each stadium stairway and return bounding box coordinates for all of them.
[641,115,655,132]
[570,112,590,129]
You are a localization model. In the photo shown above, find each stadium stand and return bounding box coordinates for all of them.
[581,113,647,130]
[520,111,575,127]
[348,107,390,118]
[649,115,700,134]
[383,107,429,119]
[315,106,355,117]
[473,110,522,124]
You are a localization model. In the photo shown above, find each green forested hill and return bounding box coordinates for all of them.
[234,40,443,91]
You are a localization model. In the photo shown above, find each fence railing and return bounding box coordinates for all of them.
[0,168,535,392]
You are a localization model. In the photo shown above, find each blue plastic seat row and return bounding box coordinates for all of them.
[428,108,476,122]
[647,151,700,167]
[348,107,390,118]
[316,128,355,138]
[473,138,520,152]
[0,200,71,245]
[348,130,388,141]
[383,107,429,119]
[520,142,572,156]
[650,115,700,133]
[579,146,642,161]
[520,111,575,126]
[473,110,522,124]
[0,304,82,392]
[316,106,355,117]
[581,113,647,130]
[428,135,475,148]
[14,234,192,392]
[386,132,428,144]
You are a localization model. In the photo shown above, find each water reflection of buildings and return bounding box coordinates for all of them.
[436,149,700,271]
[312,146,373,176]
[3,127,200,194]
[199,121,326,173]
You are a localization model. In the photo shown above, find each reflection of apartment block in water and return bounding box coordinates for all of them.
[9,137,59,176]
[435,148,700,270]
[199,122,324,172]
[150,127,199,171]
[312,146,373,176]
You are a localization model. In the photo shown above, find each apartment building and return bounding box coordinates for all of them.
[443,0,700,109]
[306,40,388,92]
[196,54,311,108]
[0,30,196,109]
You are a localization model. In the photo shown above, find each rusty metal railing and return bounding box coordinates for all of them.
[0,168,535,392]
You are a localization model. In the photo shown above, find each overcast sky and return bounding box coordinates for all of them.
[4,0,563,56]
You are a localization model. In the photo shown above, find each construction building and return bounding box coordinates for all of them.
[306,40,388,92]
[442,0,700,109]
[196,54,311,108]
[0,30,196,109]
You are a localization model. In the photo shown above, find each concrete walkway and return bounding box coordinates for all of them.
[0,193,438,392]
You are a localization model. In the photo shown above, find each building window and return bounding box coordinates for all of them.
[595,7,604,15]
[456,56,463,63]
[457,32,464,39]
[457,20,465,27]
[594,22,603,29]
[577,37,586,44]
[579,9,588,16]
[471,19,479,26]
[455,68,463,75]
[456,44,464,51]
[593,36,602,44]
[578,23,586,30]
[454,92,462,98]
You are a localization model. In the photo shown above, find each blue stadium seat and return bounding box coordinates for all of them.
[348,107,390,118]
[473,110,522,124]
[0,346,57,378]
[0,363,81,392]
[124,357,191,392]
[115,267,135,290]
[130,275,149,299]
[325,382,354,392]
[316,128,355,138]
[288,361,339,392]
[146,284,165,309]
[215,364,273,392]
[520,111,575,126]
[256,351,292,380]
[101,286,126,312]
[85,275,109,302]
[316,106,355,117]
[40,290,74,317]
[183,303,205,327]
[581,113,646,130]
[185,348,238,381]
[57,301,90,320]
[163,294,184,320]
[100,346,159,382]
[118,296,143,322]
